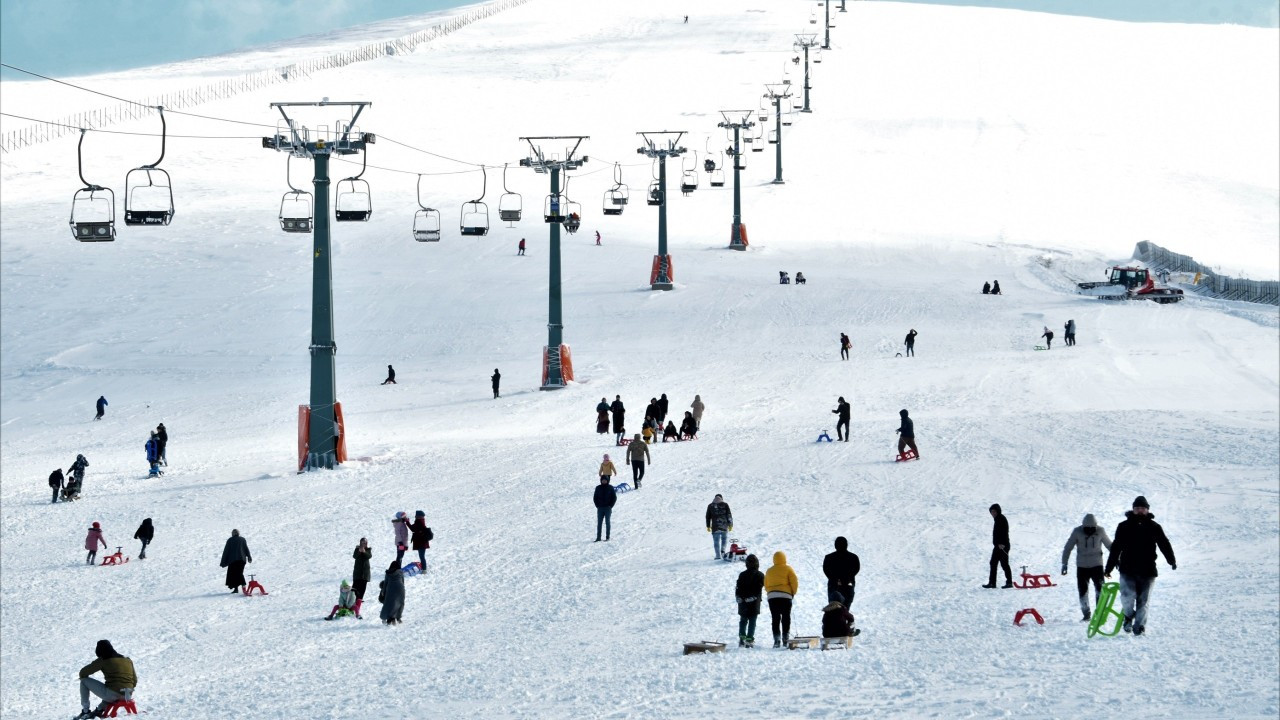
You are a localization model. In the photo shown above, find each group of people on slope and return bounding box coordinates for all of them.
[981,280,1003,295]
[734,537,861,648]
[987,496,1175,635]
[778,271,806,285]
[49,453,90,502]
[597,394,704,446]
[144,423,167,477]
[1040,320,1077,349]
[837,330,918,360]
[82,519,154,565]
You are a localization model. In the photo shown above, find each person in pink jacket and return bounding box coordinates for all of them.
[392,511,411,565]
[85,522,107,565]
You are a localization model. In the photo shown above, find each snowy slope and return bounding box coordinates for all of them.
[2,1,1278,718]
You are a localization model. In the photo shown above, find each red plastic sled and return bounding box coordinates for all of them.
[895,449,918,462]
[1013,608,1044,626]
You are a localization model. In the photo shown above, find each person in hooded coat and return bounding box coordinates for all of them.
[85,522,106,565]
[764,551,799,647]
[982,281,991,295]
[896,409,918,458]
[133,518,154,559]
[409,510,431,570]
[662,420,680,442]
[155,423,168,466]
[679,411,697,440]
[325,580,360,620]
[220,529,252,593]
[352,537,372,604]
[983,504,1012,589]
[75,640,136,719]
[735,554,764,647]
[379,561,406,624]
[1061,513,1113,620]
[690,395,705,430]
[823,536,860,608]
[1064,319,1077,346]
[657,393,670,424]
[95,395,108,421]
[821,599,858,639]
[145,432,162,477]
[1041,326,1054,349]
[596,398,611,434]
[991,280,1002,295]
[610,396,626,434]
[1104,495,1177,636]
[49,468,64,504]
[391,511,410,565]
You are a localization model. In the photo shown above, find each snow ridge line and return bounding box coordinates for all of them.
[0,0,534,154]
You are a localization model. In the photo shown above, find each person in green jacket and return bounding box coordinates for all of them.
[76,640,136,719]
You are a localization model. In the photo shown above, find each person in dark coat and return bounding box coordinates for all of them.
[982,281,991,294]
[645,398,660,424]
[596,398,610,434]
[904,329,917,357]
[95,395,108,420]
[49,468,64,504]
[1104,496,1177,636]
[409,510,431,570]
[705,494,733,559]
[983,504,1012,588]
[382,365,397,385]
[832,397,851,442]
[821,599,858,638]
[593,476,616,542]
[1041,326,1054,349]
[220,529,252,593]
[735,554,764,647]
[840,333,851,361]
[896,409,918,458]
[657,393,670,424]
[491,369,501,398]
[662,420,679,442]
[610,395,625,433]
[1064,319,1077,346]
[991,280,1002,295]
[352,538,372,607]
[679,411,697,440]
[518,238,526,256]
[155,423,168,466]
[822,536,860,607]
[379,561,406,624]
[133,518,154,560]
[65,454,89,500]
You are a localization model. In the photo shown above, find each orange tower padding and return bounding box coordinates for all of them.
[650,255,674,284]
[740,223,749,246]
[297,405,311,471]
[334,401,348,463]
[560,345,574,382]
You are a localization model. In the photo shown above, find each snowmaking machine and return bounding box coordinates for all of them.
[1076,266,1184,304]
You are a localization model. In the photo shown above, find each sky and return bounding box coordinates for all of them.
[0,0,472,79]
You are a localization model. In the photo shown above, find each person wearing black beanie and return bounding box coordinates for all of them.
[76,640,136,719]
[983,504,1012,588]
[1104,495,1177,636]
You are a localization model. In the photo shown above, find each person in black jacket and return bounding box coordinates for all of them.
[491,369,501,398]
[596,398,610,434]
[593,476,616,542]
[896,409,918,458]
[821,599,858,639]
[49,468,64,504]
[823,536,860,607]
[381,365,396,385]
[735,554,764,647]
[983,504,1012,588]
[657,393,669,424]
[155,424,168,466]
[1104,496,1176,636]
[645,398,660,424]
[220,529,252,594]
[610,396,626,437]
[351,537,372,613]
[832,397,851,442]
[133,518,154,559]
[95,395,108,420]
[904,329,917,357]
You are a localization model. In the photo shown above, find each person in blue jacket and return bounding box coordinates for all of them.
[144,433,163,477]
[95,396,108,420]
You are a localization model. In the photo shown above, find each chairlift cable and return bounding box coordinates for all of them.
[0,112,259,139]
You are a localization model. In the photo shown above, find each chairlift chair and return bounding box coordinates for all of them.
[499,163,522,224]
[278,156,313,233]
[544,194,567,223]
[413,175,441,242]
[460,165,490,236]
[335,149,372,221]
[782,97,794,126]
[123,107,175,226]
[562,188,582,233]
[710,168,725,187]
[647,181,663,206]
[680,169,699,195]
[768,129,779,145]
[69,129,116,241]
[751,124,764,153]
[602,162,628,216]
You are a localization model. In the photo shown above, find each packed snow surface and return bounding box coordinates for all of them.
[2,1,1277,718]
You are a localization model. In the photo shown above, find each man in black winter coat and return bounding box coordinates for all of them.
[610,396,626,432]
[1104,495,1176,636]
[49,469,64,503]
[593,477,616,542]
[832,397,851,442]
[983,504,1012,588]
[491,369,501,399]
[823,536,860,607]
[155,424,168,466]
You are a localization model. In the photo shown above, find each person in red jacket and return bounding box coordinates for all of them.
[85,522,106,565]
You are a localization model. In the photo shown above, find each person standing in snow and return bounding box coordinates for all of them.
[491,368,501,399]
[904,329,917,357]
[65,454,89,500]
[596,398,610,435]
[983,504,1013,589]
[74,640,136,720]
[155,423,168,466]
[610,395,626,437]
[593,476,616,542]
[840,333,851,360]
[735,554,764,648]
[49,468,64,504]
[1041,326,1054,349]
[95,395,108,420]
[832,397,851,442]
[133,518,154,560]
[1064,319,1077,346]
[381,365,397,385]
[1061,513,1113,620]
[595,230,601,246]
[626,434,650,489]
[408,510,431,570]
[379,561,406,624]
[645,397,661,424]
[764,551,798,648]
[896,409,918,458]
[1104,496,1177,636]
[690,395,705,431]
[658,393,670,424]
[220,529,252,594]
[85,522,106,565]
[823,536,860,608]
[352,537,372,606]
[391,511,410,565]
[145,432,163,477]
[518,238,526,256]
[598,453,617,485]
[706,494,733,559]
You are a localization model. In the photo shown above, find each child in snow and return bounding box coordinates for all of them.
[735,554,764,647]
[392,511,410,565]
[65,454,89,500]
[133,518,153,560]
[145,432,163,477]
[821,599,858,638]
[1041,326,1054,349]
[662,420,679,442]
[85,522,106,565]
[325,580,360,620]
[641,420,656,445]
[599,454,616,484]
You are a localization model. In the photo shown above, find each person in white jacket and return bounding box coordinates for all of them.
[1061,513,1113,620]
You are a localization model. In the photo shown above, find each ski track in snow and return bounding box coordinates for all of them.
[2,0,1278,718]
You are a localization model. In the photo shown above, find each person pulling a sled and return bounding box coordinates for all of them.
[896,409,918,459]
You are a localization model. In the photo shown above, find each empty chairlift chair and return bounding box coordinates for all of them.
[460,165,490,236]
[603,163,628,216]
[70,129,116,241]
[278,156,312,233]
[413,175,441,242]
[680,170,699,195]
[499,163,522,225]
[123,107,175,226]
[334,148,372,221]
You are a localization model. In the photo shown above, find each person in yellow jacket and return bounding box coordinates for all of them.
[76,640,136,719]
[763,551,798,648]
[598,454,617,484]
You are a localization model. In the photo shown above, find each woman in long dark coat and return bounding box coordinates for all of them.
[352,538,372,601]
[220,529,252,593]
[379,561,406,624]
[408,511,430,570]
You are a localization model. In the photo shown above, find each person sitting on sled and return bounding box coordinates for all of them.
[662,420,680,442]
[325,580,361,620]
